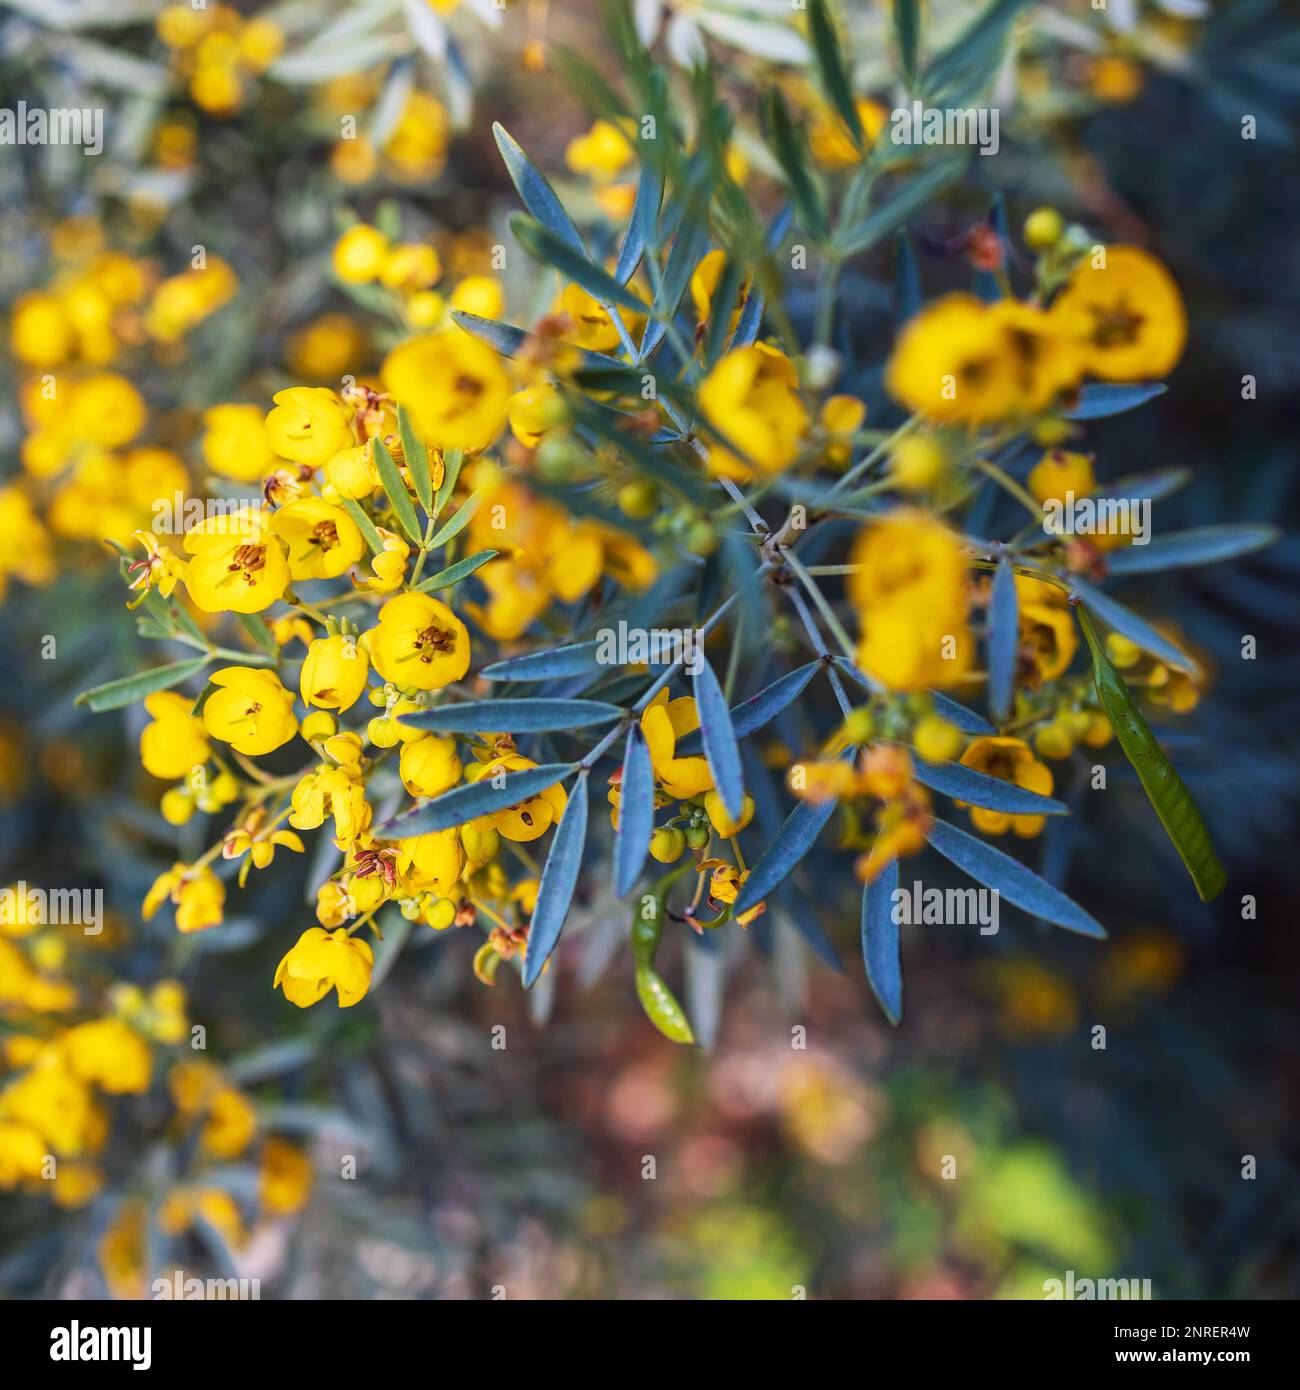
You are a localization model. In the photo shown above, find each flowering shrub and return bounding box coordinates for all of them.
[2,0,1294,1301]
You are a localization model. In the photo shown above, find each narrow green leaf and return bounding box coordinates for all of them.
[398,404,433,515]
[237,613,279,660]
[75,656,210,712]
[809,0,862,148]
[837,156,967,258]
[763,87,829,245]
[432,448,464,521]
[1070,577,1200,677]
[342,497,385,556]
[988,557,1018,723]
[426,491,480,550]
[403,698,622,735]
[413,549,497,593]
[895,0,920,90]
[480,640,604,683]
[372,435,423,547]
[1077,604,1225,902]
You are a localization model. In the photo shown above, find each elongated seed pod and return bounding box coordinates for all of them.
[629,895,695,1043]
[1077,603,1226,902]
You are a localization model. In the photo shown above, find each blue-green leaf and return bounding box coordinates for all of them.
[912,758,1068,815]
[451,310,623,370]
[930,691,997,735]
[342,497,385,555]
[735,792,840,914]
[480,640,604,683]
[693,656,744,820]
[403,698,622,735]
[493,121,587,257]
[861,857,902,1025]
[1105,525,1279,576]
[511,212,648,315]
[676,660,820,756]
[1064,382,1167,420]
[926,818,1105,938]
[894,229,923,322]
[616,159,662,285]
[988,557,1018,723]
[413,549,498,593]
[614,723,654,897]
[380,763,574,837]
[523,773,588,986]
[763,86,829,244]
[640,218,709,360]
[837,156,966,258]
[1069,576,1200,676]
[1093,467,1190,504]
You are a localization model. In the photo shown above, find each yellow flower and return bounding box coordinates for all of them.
[142,863,225,933]
[464,754,567,842]
[10,292,75,367]
[1017,588,1078,684]
[821,394,866,469]
[222,811,306,887]
[396,827,466,894]
[61,1019,151,1095]
[67,373,146,448]
[507,383,567,448]
[1028,448,1095,505]
[159,1186,247,1248]
[265,386,355,466]
[139,690,210,781]
[565,119,634,181]
[125,531,186,608]
[382,91,450,183]
[449,276,504,321]
[202,666,298,755]
[332,224,389,283]
[271,497,365,581]
[366,592,471,691]
[1051,246,1186,381]
[182,507,290,614]
[0,1121,51,1187]
[705,862,765,928]
[888,294,1073,425]
[290,765,371,846]
[300,634,369,711]
[641,690,715,800]
[555,282,641,353]
[323,443,380,500]
[848,510,972,691]
[959,736,1054,838]
[260,1137,313,1216]
[201,403,277,482]
[354,527,410,593]
[381,330,509,453]
[698,344,809,482]
[809,96,888,168]
[690,248,748,334]
[380,243,442,292]
[399,734,462,798]
[274,927,374,1008]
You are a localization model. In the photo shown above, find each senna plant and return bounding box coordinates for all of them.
[66,0,1274,1047]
